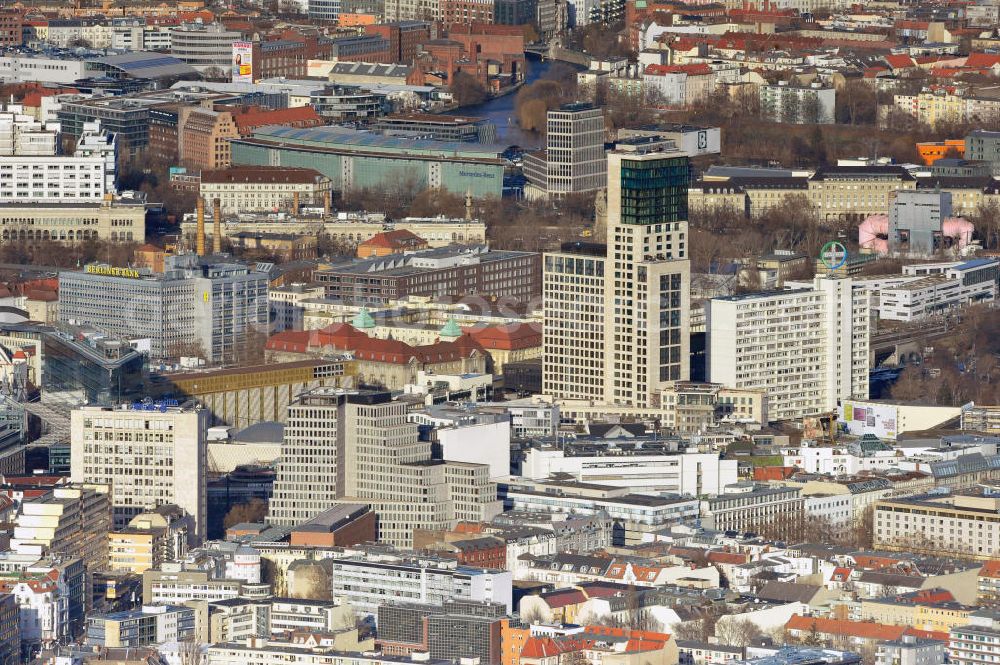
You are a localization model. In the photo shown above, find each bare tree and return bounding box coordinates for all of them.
[715,618,763,647]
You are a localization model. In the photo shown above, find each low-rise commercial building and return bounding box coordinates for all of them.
[199,167,333,215]
[86,604,196,647]
[231,125,504,198]
[874,491,1000,560]
[316,245,540,306]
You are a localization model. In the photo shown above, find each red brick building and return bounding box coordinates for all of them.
[364,20,433,64]
[441,0,495,28]
[250,30,334,80]
[0,11,22,47]
[230,105,323,137]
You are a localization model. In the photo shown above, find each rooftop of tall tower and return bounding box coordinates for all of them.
[612,135,683,155]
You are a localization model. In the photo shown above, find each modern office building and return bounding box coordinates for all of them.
[309,85,386,123]
[965,129,1000,175]
[86,605,196,647]
[377,599,507,663]
[523,103,607,199]
[329,554,512,617]
[59,255,269,363]
[373,114,498,143]
[316,245,540,306]
[519,439,738,496]
[70,403,208,539]
[877,258,998,321]
[706,275,870,422]
[267,389,501,547]
[170,23,245,73]
[230,125,504,198]
[543,138,691,408]
[0,122,117,203]
[0,594,16,665]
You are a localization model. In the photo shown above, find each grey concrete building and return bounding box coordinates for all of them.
[58,255,268,362]
[523,102,607,199]
[889,190,953,256]
[965,129,1000,175]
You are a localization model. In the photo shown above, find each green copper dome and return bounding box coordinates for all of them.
[352,307,375,329]
[440,317,462,338]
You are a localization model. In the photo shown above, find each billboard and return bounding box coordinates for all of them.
[839,400,898,439]
[232,41,253,83]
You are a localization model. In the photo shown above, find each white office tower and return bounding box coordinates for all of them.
[543,137,691,407]
[267,389,501,547]
[706,275,870,421]
[266,392,346,526]
[71,403,208,541]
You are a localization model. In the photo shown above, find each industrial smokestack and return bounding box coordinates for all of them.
[196,198,206,257]
[293,191,300,214]
[212,198,222,254]
[323,191,331,217]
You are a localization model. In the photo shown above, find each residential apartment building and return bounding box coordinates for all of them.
[700,483,804,534]
[86,604,196,647]
[543,138,691,408]
[199,167,333,215]
[267,389,500,547]
[59,255,269,362]
[523,103,607,199]
[962,405,1000,434]
[143,568,248,605]
[965,129,1000,175]
[329,554,512,617]
[759,82,835,124]
[874,491,1000,560]
[950,614,1000,665]
[706,275,870,422]
[70,404,208,540]
[893,88,1000,128]
[11,485,111,588]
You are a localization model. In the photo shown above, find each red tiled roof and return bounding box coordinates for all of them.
[964,52,1000,68]
[708,551,750,565]
[538,589,587,607]
[232,105,323,135]
[463,323,541,351]
[885,54,916,69]
[786,615,906,641]
[644,63,713,76]
[359,229,427,249]
[266,324,484,364]
[831,567,853,582]
[979,559,1000,579]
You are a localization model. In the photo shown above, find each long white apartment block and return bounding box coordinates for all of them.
[707,275,870,421]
